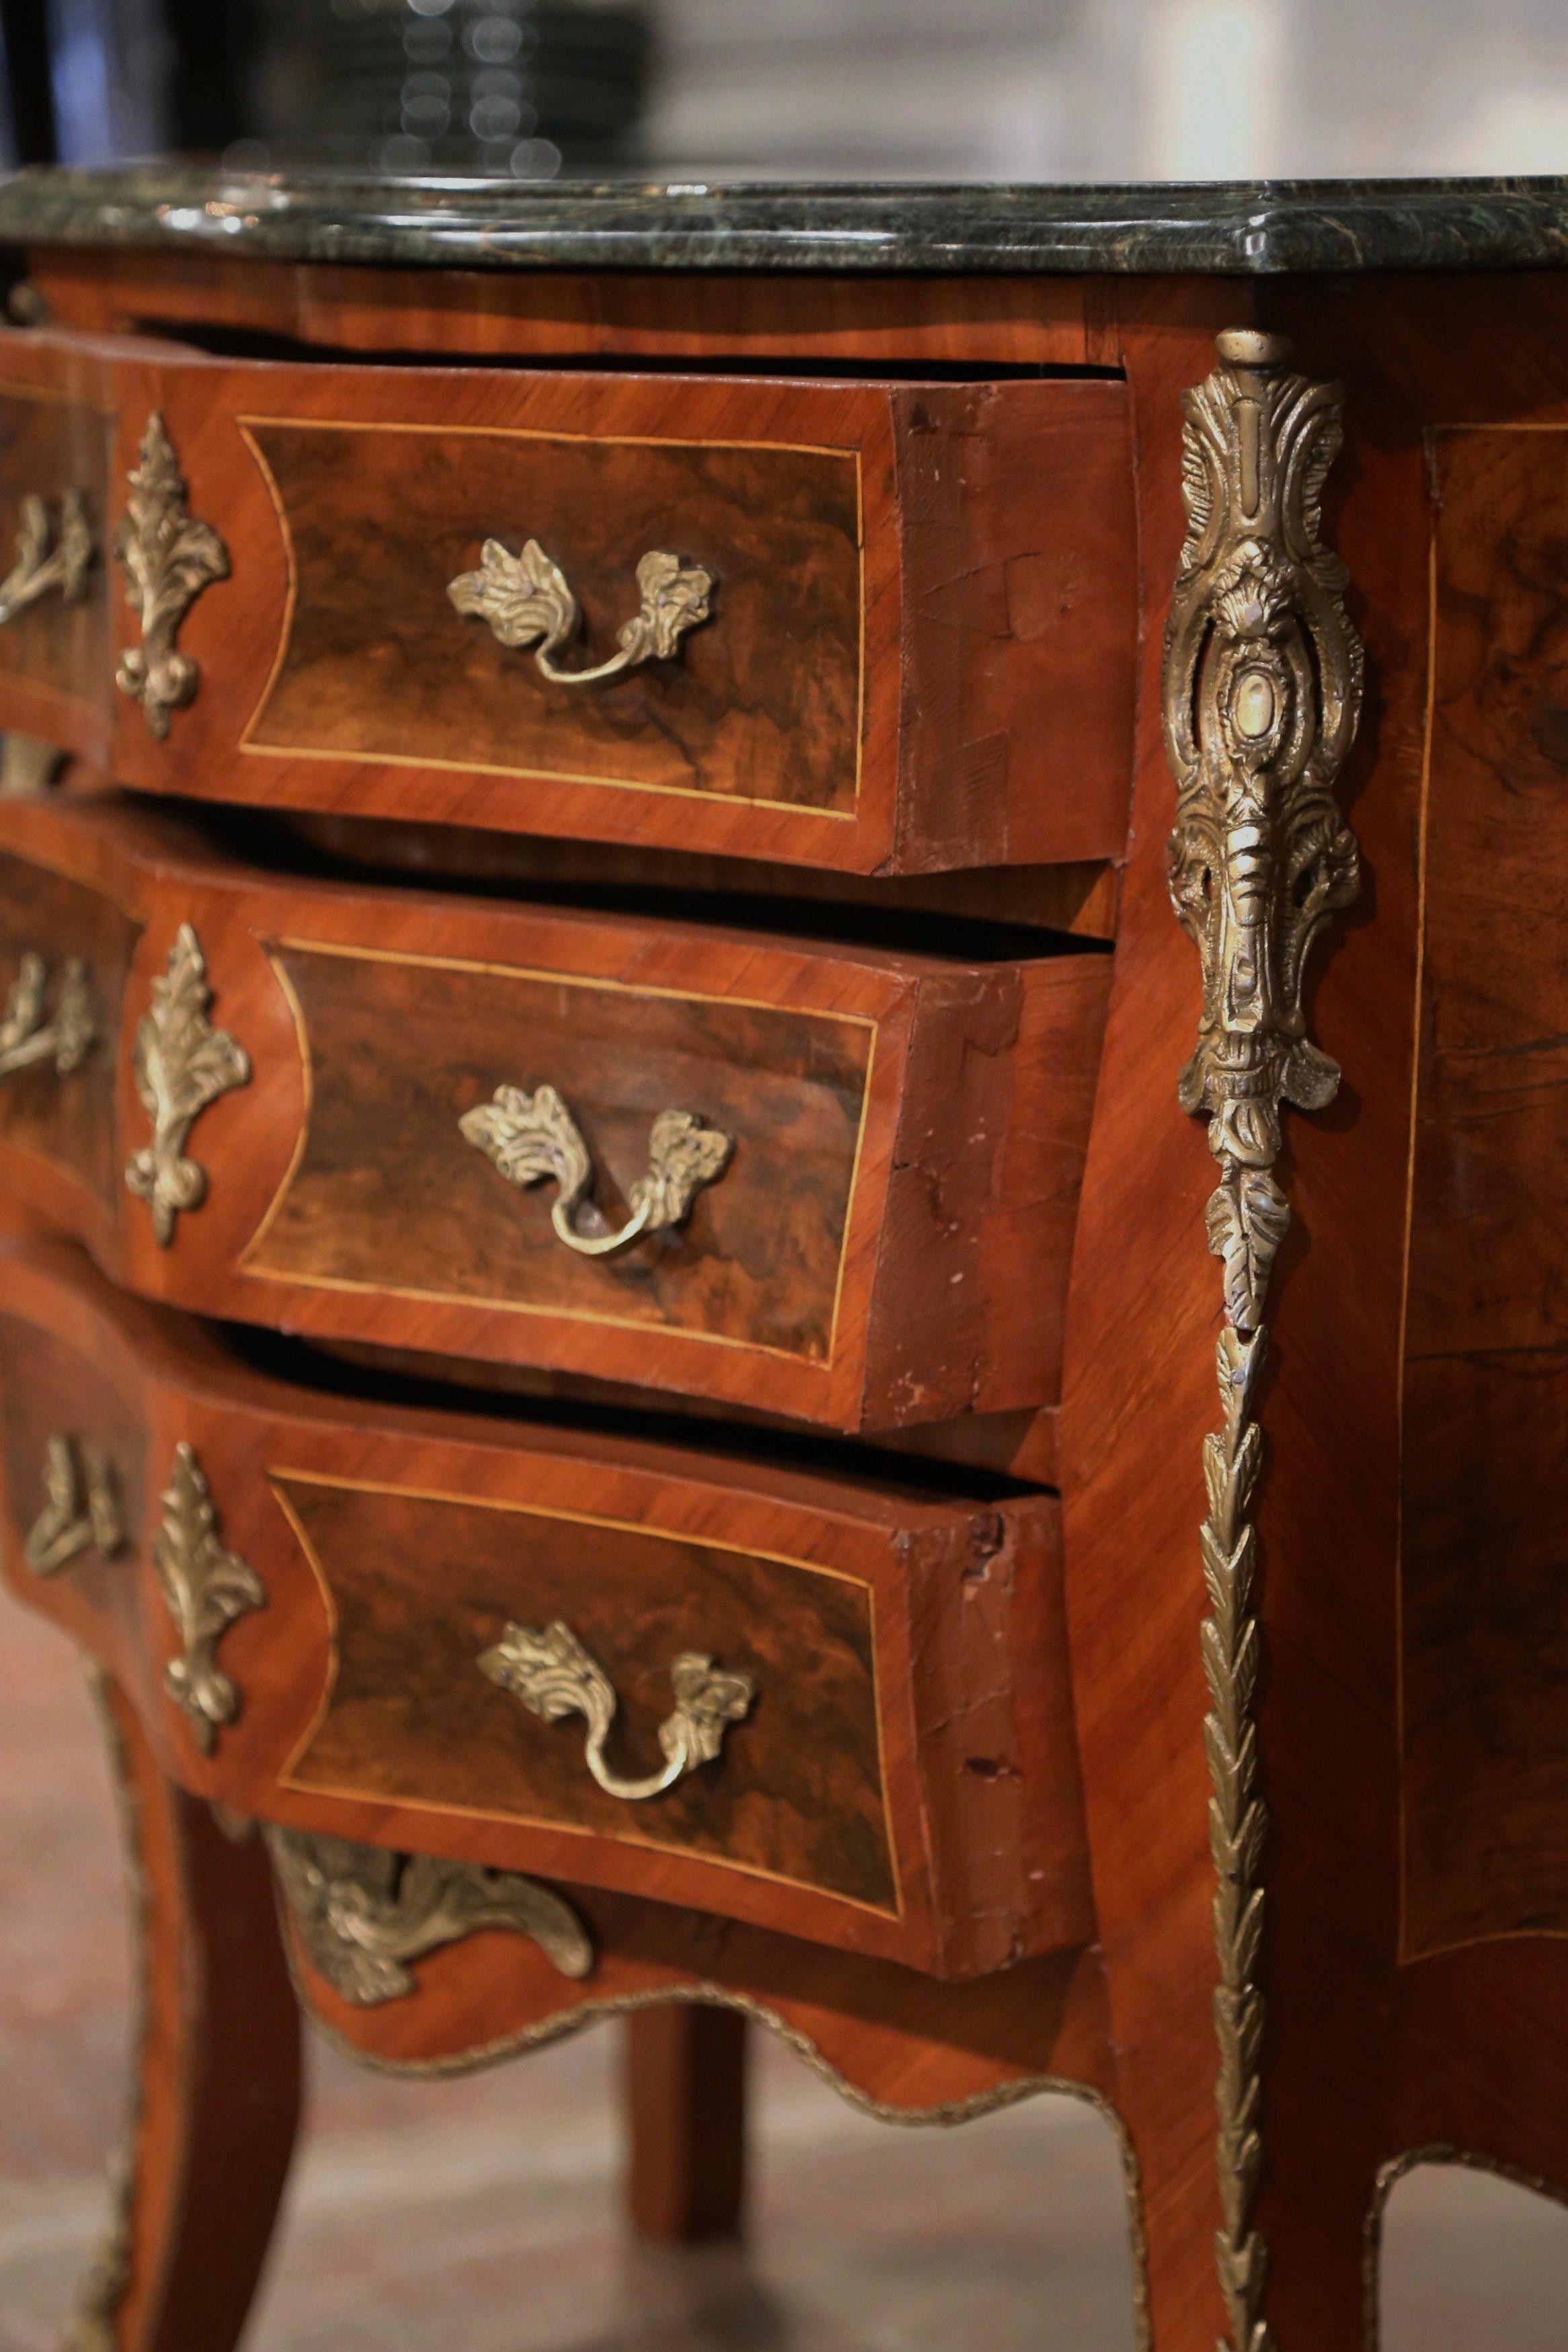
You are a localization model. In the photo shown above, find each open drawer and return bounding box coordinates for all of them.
[0,1237,1091,1981]
[0,322,1136,873]
[0,792,1109,1432]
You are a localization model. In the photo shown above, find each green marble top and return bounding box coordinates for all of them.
[0,167,1565,276]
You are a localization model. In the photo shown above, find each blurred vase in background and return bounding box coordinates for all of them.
[243,0,654,175]
[0,0,653,173]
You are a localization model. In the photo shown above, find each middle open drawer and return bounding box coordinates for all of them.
[0,795,1109,1433]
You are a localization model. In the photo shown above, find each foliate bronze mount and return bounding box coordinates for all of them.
[151,1441,266,1755]
[448,537,713,687]
[125,923,251,1247]
[479,1618,756,1803]
[114,411,229,738]
[264,1827,594,2005]
[0,950,94,1079]
[0,488,94,625]
[24,1434,124,1576]
[1162,326,1363,2352]
[460,1082,733,1258]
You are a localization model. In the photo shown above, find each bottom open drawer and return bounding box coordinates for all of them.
[0,1238,1089,1981]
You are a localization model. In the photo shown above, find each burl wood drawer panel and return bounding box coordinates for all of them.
[0,322,1136,873]
[0,1239,1090,1977]
[0,793,1109,1431]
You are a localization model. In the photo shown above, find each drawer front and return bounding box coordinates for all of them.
[0,325,1137,874]
[0,794,1109,1430]
[0,1239,1090,1978]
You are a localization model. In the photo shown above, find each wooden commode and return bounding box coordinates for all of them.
[0,168,1566,2351]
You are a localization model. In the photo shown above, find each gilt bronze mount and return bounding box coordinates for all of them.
[480,1618,756,1804]
[0,950,93,1080]
[448,537,712,687]
[1163,325,1363,2352]
[0,488,93,625]
[114,411,229,738]
[125,923,250,1247]
[460,1082,732,1259]
[151,1441,266,1755]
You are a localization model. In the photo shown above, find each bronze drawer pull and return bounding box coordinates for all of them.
[447,537,713,687]
[0,951,94,1079]
[479,1618,756,1803]
[24,1434,124,1575]
[0,490,94,624]
[459,1082,732,1259]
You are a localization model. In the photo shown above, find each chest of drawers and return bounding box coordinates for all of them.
[1,168,1567,2352]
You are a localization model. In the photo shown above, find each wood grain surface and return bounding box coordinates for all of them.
[24,251,1120,369]
[1400,420,1568,1957]
[255,936,871,1366]
[244,415,863,816]
[269,809,1124,941]
[625,2004,748,2241]
[0,1235,1090,1980]
[289,1884,1115,2125]
[0,790,1109,1430]
[275,1466,898,1916]
[1056,282,1250,2352]
[1243,276,1568,2349]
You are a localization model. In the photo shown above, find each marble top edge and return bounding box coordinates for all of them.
[1,167,1567,275]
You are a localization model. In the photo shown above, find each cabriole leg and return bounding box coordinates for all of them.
[61,1670,301,2352]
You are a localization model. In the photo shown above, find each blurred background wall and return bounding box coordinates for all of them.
[0,0,1566,180]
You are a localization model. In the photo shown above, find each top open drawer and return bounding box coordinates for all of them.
[0,326,1136,874]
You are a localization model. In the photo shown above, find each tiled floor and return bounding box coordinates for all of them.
[3,1577,1567,2351]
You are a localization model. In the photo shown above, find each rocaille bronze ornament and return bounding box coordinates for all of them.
[264,1828,594,2006]
[448,537,713,689]
[114,411,229,740]
[479,1617,756,1803]
[1162,327,1363,2352]
[125,923,251,1248]
[151,1440,266,1756]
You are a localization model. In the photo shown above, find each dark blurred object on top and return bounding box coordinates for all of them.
[0,0,652,174]
[167,0,258,155]
[245,0,652,175]
[0,0,55,161]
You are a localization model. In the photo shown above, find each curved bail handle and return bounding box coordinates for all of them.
[458,1083,733,1259]
[447,538,713,687]
[479,1618,756,1803]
